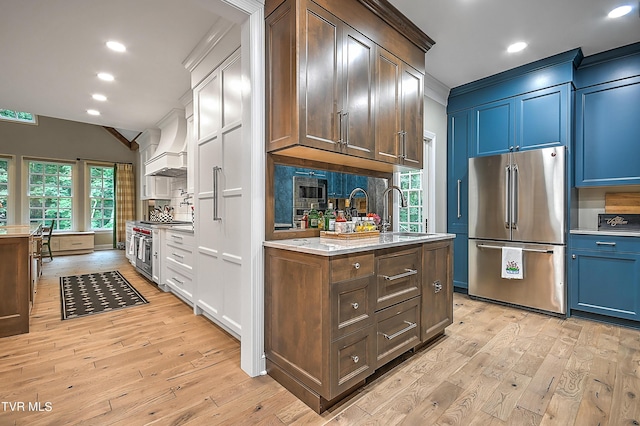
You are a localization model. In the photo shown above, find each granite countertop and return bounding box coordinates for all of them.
[263,232,456,256]
[0,224,42,238]
[570,229,640,238]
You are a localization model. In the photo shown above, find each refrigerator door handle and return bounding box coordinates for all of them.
[504,165,511,229]
[476,243,553,254]
[511,165,519,229]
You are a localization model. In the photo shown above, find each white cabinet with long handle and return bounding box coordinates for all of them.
[193,49,244,339]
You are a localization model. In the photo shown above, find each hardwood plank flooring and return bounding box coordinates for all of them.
[1,249,639,425]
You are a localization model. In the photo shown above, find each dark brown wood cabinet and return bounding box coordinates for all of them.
[265,0,432,172]
[265,239,453,413]
[422,240,454,342]
[375,47,424,168]
[0,236,30,338]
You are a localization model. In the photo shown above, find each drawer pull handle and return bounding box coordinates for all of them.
[596,241,616,246]
[433,280,442,293]
[173,253,184,258]
[353,262,360,270]
[351,355,359,364]
[351,302,359,310]
[172,235,183,240]
[173,277,184,285]
[381,321,417,340]
[381,269,417,281]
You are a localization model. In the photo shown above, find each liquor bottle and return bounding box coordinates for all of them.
[308,204,319,228]
[324,202,336,231]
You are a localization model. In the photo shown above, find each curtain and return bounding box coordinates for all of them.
[114,163,135,248]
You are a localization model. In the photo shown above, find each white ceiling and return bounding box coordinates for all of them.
[1,0,639,136]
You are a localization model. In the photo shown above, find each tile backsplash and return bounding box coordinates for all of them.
[168,176,192,221]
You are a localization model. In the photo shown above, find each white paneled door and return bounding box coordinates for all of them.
[194,49,243,338]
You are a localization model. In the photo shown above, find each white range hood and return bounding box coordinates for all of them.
[145,109,188,177]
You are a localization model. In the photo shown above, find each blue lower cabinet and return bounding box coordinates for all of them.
[452,233,468,291]
[570,235,640,322]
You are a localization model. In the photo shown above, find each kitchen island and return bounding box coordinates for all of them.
[264,232,455,412]
[0,224,41,337]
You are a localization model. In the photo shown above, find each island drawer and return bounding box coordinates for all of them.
[330,325,375,398]
[375,296,420,368]
[375,246,421,311]
[330,253,374,283]
[331,276,375,340]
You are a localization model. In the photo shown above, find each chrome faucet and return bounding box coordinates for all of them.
[348,187,369,218]
[381,185,408,233]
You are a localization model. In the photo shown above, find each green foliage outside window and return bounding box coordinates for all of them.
[398,170,423,233]
[28,161,73,230]
[89,166,115,230]
[0,159,8,225]
[0,109,37,124]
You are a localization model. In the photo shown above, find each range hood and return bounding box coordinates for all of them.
[145,109,188,177]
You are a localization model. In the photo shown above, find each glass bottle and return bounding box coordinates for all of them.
[344,199,352,221]
[324,202,336,231]
[318,211,325,230]
[308,204,319,228]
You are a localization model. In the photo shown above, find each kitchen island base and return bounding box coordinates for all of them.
[264,234,454,412]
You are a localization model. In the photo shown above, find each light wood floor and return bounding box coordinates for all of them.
[1,250,639,425]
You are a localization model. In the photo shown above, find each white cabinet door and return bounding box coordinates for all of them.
[186,115,195,195]
[151,228,163,284]
[194,49,243,338]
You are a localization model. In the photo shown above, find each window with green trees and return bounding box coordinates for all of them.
[0,109,37,124]
[89,166,115,230]
[0,158,8,225]
[399,170,423,232]
[28,161,73,230]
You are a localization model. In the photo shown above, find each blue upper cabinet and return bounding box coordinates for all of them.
[473,85,569,157]
[574,42,640,187]
[473,99,514,156]
[516,85,568,151]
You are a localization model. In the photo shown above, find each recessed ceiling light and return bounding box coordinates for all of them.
[92,94,107,102]
[97,72,114,81]
[507,42,528,53]
[87,109,100,116]
[608,5,632,18]
[106,41,126,52]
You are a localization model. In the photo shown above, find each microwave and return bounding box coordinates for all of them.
[293,176,327,210]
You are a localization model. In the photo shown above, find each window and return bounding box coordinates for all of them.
[398,170,423,232]
[0,158,8,225]
[89,166,115,230]
[0,109,37,125]
[28,161,73,230]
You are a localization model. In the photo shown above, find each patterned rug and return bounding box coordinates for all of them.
[59,271,148,320]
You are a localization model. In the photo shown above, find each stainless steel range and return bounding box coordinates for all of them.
[132,224,153,281]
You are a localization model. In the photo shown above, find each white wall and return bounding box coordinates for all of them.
[424,96,448,233]
[0,115,137,227]
[577,186,640,230]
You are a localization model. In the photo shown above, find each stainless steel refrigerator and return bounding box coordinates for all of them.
[468,146,566,314]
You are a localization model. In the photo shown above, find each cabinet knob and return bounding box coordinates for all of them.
[433,280,442,293]
[351,355,359,364]
[351,302,359,310]
[572,254,576,259]
[509,146,514,151]
[515,145,520,151]
[353,262,360,270]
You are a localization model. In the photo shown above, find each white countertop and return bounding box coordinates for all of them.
[0,224,42,238]
[570,229,640,238]
[263,232,455,256]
